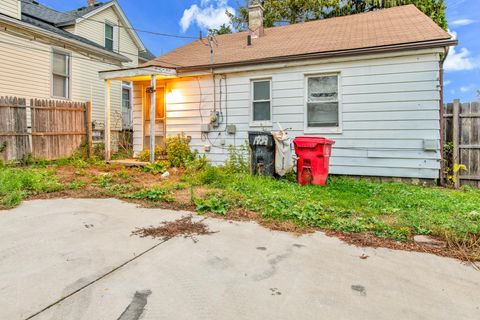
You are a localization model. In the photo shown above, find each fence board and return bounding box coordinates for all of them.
[0,97,29,161]
[0,96,92,161]
[443,100,480,187]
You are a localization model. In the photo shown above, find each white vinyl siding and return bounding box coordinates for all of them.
[0,0,20,19]
[132,49,442,179]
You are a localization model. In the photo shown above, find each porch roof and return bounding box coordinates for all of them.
[99,66,177,81]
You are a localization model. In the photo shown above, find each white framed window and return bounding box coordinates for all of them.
[250,79,272,126]
[305,73,342,133]
[105,22,114,51]
[52,50,71,99]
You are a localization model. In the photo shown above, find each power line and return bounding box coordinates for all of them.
[19,0,198,40]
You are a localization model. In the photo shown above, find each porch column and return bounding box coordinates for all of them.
[149,75,157,163]
[104,79,111,161]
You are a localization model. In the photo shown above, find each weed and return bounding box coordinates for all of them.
[225,144,249,174]
[68,179,87,190]
[195,193,230,215]
[143,161,170,175]
[128,187,174,203]
[96,174,113,188]
[0,167,63,208]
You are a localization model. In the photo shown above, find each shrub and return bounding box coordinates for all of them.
[138,145,166,162]
[164,133,194,168]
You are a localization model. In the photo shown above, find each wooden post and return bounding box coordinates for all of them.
[149,75,156,163]
[85,101,93,158]
[452,99,460,188]
[105,80,111,161]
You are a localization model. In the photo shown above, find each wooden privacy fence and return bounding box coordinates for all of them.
[443,99,480,188]
[0,96,92,162]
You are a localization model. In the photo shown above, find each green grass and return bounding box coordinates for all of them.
[0,166,64,208]
[185,167,480,243]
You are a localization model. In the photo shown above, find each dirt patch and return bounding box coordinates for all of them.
[325,230,479,265]
[131,215,215,242]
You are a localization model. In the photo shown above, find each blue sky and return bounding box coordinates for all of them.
[41,0,479,102]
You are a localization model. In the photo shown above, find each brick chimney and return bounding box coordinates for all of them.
[248,2,264,38]
[87,0,96,6]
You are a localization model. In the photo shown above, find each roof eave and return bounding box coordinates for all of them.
[99,66,177,80]
[175,38,458,73]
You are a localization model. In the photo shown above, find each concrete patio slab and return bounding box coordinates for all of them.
[0,199,479,320]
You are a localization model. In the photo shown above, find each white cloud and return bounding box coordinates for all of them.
[444,80,452,86]
[451,19,476,27]
[460,84,475,93]
[180,0,235,32]
[444,30,479,71]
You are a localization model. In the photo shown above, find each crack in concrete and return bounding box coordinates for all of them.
[23,238,171,320]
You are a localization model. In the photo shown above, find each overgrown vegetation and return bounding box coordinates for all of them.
[0,166,63,208]
[1,137,479,260]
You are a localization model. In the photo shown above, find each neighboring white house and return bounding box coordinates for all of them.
[100,4,456,180]
[0,0,155,136]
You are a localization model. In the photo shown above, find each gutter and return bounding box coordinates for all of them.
[0,13,130,63]
[438,45,451,186]
[173,38,458,73]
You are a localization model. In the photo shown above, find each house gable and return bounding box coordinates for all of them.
[72,3,144,67]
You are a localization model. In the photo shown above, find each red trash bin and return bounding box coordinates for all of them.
[293,136,335,186]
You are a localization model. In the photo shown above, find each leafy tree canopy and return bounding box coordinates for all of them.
[228,0,447,31]
[211,24,233,35]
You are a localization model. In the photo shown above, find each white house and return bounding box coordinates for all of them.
[100,4,456,180]
[0,0,154,136]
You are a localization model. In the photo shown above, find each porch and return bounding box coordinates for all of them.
[100,66,178,162]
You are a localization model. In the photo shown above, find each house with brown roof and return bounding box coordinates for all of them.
[100,4,456,180]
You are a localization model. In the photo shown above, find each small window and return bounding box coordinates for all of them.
[306,75,339,128]
[105,23,114,51]
[52,51,70,99]
[251,79,271,123]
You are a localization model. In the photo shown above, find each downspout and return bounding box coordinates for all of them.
[439,46,449,186]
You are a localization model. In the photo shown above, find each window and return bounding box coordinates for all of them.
[306,74,340,130]
[105,23,114,51]
[251,79,271,124]
[122,82,132,129]
[52,50,70,99]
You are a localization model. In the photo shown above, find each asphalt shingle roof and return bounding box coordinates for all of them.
[21,0,111,26]
[144,5,453,70]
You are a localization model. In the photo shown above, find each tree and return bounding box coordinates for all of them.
[229,0,447,31]
[211,24,233,35]
[228,0,340,31]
